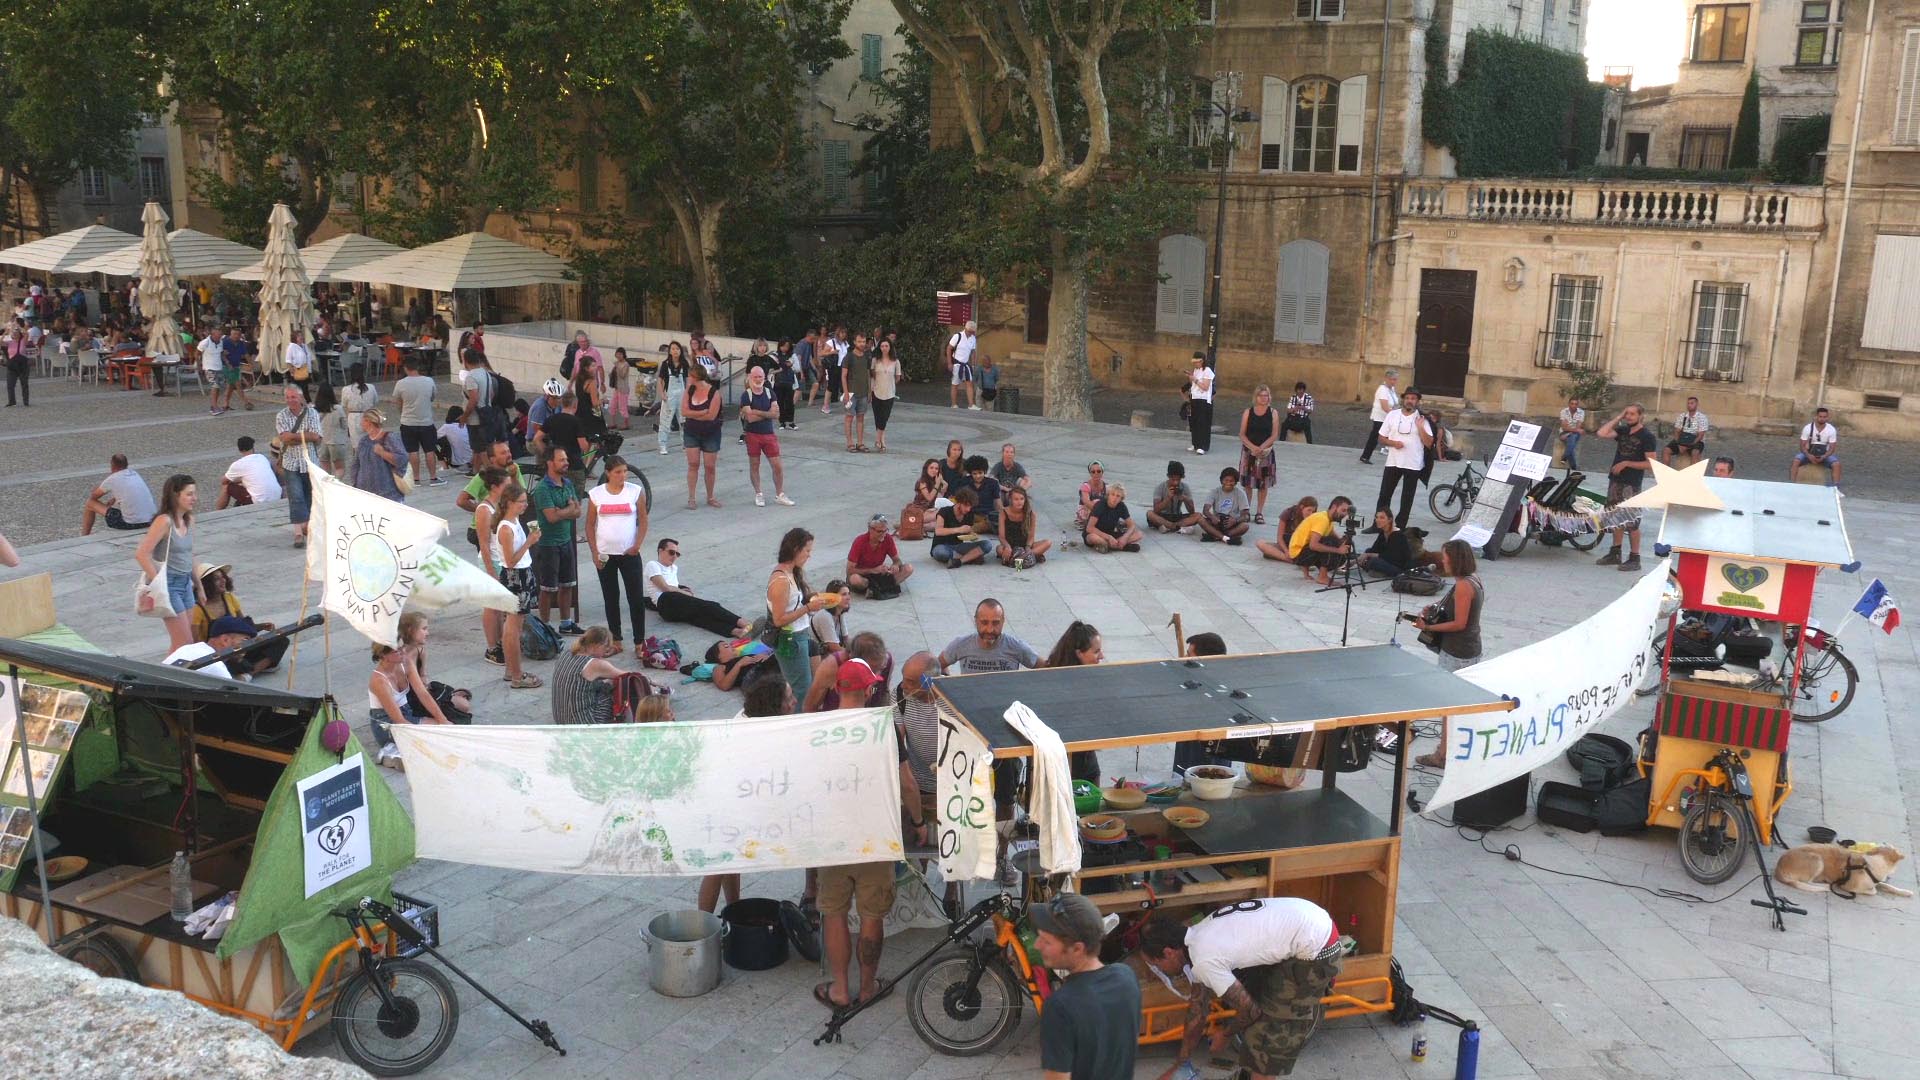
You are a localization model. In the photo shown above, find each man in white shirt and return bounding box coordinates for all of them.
[217,436,284,508]
[1375,389,1433,529]
[163,617,262,681]
[945,320,979,410]
[1663,396,1710,466]
[1141,897,1343,1080]
[284,328,315,401]
[1187,351,1215,455]
[1359,369,1400,464]
[1791,406,1841,486]
[1558,395,1586,470]
[81,454,158,534]
[197,329,226,413]
[643,538,752,638]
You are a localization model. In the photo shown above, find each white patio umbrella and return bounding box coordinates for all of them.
[221,233,407,283]
[0,224,139,273]
[253,204,316,377]
[136,203,182,359]
[332,231,573,291]
[68,228,262,278]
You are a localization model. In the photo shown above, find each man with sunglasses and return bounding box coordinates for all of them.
[1033,892,1138,1080]
[1375,388,1433,531]
[644,538,752,638]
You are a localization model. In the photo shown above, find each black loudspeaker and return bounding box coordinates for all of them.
[1453,771,1531,829]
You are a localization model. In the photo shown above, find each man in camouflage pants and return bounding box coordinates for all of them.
[1141,898,1345,1079]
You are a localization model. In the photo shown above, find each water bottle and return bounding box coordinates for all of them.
[169,851,192,922]
[1455,1025,1481,1080]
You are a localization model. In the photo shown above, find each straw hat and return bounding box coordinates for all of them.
[195,561,232,586]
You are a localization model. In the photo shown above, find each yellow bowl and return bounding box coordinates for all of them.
[1079,814,1126,841]
[1101,787,1147,810]
[43,856,89,882]
[1162,807,1211,830]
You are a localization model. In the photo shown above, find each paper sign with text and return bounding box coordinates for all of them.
[1428,562,1668,811]
[297,755,373,898]
[935,714,996,882]
[392,707,904,875]
[1702,555,1786,616]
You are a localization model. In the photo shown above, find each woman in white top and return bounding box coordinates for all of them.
[339,362,380,486]
[478,477,543,689]
[584,456,650,655]
[369,639,451,769]
[767,527,831,704]
[1359,369,1400,464]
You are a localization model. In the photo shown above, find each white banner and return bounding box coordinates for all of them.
[1428,562,1668,811]
[297,755,373,898]
[390,707,904,876]
[406,544,520,615]
[935,713,996,882]
[310,475,447,646]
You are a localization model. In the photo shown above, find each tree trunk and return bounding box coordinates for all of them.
[291,155,332,244]
[1042,237,1093,421]
[665,190,734,336]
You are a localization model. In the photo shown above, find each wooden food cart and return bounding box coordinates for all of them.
[1644,478,1855,867]
[0,636,423,1057]
[931,644,1514,1040]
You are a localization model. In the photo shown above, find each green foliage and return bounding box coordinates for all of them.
[1768,114,1829,183]
[1423,29,1605,177]
[1563,367,1616,415]
[0,0,156,234]
[1730,71,1760,169]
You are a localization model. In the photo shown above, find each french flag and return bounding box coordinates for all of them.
[1852,579,1902,634]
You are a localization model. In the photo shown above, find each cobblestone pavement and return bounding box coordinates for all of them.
[5,369,1918,1079]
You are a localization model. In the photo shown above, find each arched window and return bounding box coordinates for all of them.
[1275,239,1330,345]
[1156,235,1206,336]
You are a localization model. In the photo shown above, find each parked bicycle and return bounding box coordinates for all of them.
[1428,456,1486,524]
[580,430,652,508]
[1661,746,1807,928]
[1636,615,1856,722]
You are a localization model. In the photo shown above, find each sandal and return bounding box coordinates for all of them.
[507,673,543,689]
[1255,514,1266,525]
[813,981,852,1011]
[706,497,723,508]
[685,498,697,510]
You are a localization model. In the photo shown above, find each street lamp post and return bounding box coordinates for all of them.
[1194,80,1258,374]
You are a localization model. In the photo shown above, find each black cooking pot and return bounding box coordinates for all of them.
[719,898,789,971]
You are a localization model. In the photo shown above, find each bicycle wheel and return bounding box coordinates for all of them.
[1568,527,1604,552]
[330,958,461,1076]
[1635,631,1670,697]
[905,949,1025,1057]
[1678,794,1749,885]
[1789,647,1858,723]
[57,933,139,981]
[1498,526,1528,557]
[634,468,652,512]
[1429,483,1467,524]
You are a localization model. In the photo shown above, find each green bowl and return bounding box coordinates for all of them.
[1073,780,1104,815]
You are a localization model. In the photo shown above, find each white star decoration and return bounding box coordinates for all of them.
[1619,457,1725,511]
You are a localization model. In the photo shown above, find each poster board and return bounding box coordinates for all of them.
[0,676,90,891]
[1452,419,1553,559]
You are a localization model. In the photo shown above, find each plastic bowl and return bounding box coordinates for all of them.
[1806,825,1837,844]
[1079,814,1127,842]
[1186,765,1239,801]
[1102,787,1148,811]
[1162,806,1212,830]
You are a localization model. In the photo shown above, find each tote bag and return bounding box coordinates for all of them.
[134,530,177,619]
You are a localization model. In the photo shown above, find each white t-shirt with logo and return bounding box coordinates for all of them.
[1381,410,1431,471]
[643,559,678,603]
[587,482,645,557]
[1800,422,1837,450]
[223,453,283,503]
[948,331,977,366]
[1182,898,1336,997]
[1369,383,1400,422]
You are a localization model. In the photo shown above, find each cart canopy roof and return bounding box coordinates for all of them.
[935,645,1512,755]
[0,637,322,713]
[1657,478,1854,567]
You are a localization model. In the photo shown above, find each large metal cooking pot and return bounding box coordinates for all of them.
[642,910,725,997]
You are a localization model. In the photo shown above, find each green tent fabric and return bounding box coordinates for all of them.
[217,703,416,982]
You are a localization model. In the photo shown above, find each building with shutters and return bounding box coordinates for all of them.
[1795,0,1920,438]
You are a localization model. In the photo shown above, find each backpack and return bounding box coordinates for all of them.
[560,342,578,380]
[897,504,928,542]
[485,369,516,412]
[1391,568,1443,596]
[519,614,562,661]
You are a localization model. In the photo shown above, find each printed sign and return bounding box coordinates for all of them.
[1703,554,1786,616]
[0,805,32,872]
[2,748,63,800]
[391,707,904,876]
[935,714,996,882]
[1486,444,1520,484]
[1428,561,1668,811]
[1509,449,1552,482]
[1502,420,1543,449]
[297,755,373,898]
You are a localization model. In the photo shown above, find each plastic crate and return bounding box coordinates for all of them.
[389,891,441,958]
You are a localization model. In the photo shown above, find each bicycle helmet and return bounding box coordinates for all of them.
[542,377,566,397]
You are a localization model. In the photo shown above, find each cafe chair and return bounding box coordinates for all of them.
[72,348,101,384]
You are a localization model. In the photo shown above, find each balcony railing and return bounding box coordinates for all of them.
[1535,329,1604,370]
[1676,338,1748,383]
[1401,179,1822,232]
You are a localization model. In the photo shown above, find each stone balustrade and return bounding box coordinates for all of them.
[1400,178,1823,232]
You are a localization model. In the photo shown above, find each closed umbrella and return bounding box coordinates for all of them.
[136,203,182,360]
[254,204,316,377]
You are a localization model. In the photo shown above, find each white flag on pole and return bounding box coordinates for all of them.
[311,475,448,646]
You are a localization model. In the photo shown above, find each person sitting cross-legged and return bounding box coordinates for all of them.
[845,514,914,596]
[930,487,995,568]
[1146,460,1200,534]
[1198,466,1251,546]
[1257,495,1318,564]
[1084,483,1143,553]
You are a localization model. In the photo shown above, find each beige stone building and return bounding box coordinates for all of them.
[1620,0,1842,169]
[1796,0,1920,439]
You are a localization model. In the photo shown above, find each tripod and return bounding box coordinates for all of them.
[1313,521,1376,646]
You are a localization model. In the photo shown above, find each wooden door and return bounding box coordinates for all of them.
[1413,269,1475,398]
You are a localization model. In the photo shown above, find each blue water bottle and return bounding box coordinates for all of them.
[1454,1025,1481,1080]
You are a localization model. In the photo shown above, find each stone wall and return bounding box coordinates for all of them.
[0,917,368,1078]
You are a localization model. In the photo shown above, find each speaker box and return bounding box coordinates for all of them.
[1453,771,1530,829]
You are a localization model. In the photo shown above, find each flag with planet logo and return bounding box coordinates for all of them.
[305,472,447,646]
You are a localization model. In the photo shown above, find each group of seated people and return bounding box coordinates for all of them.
[909,440,1052,569]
